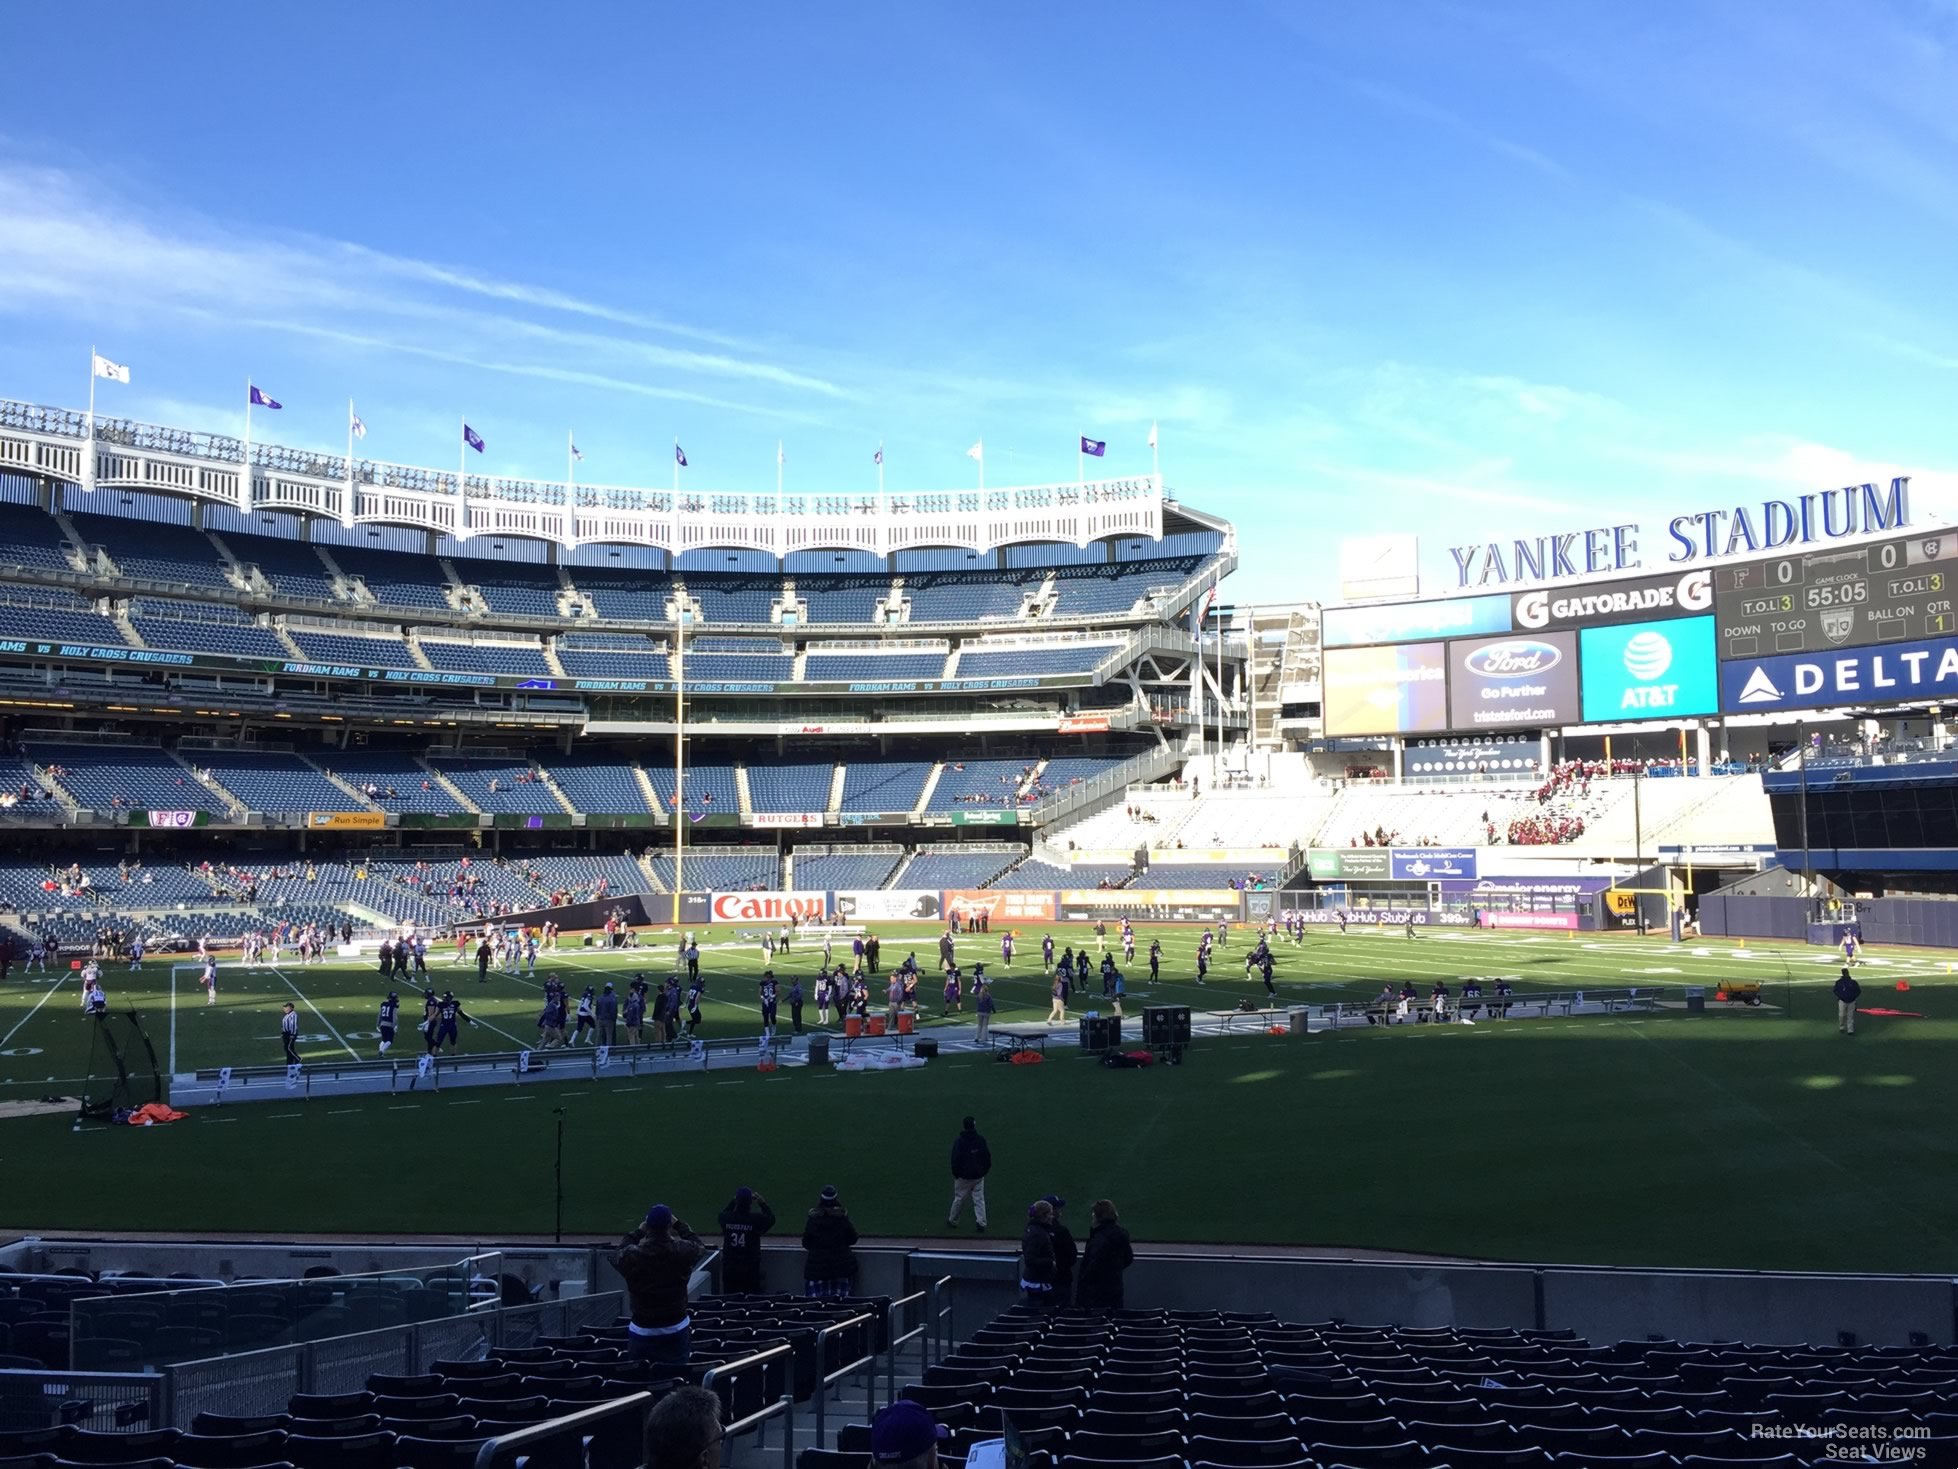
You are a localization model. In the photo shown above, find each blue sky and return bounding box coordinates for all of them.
[0,2,1952,604]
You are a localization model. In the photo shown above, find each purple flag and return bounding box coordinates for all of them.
[463,424,485,453]
[873,446,883,465]
[675,444,688,467]
[1080,436,1106,457]
[249,385,281,410]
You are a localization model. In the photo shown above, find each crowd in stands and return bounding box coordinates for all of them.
[1505,810,1587,845]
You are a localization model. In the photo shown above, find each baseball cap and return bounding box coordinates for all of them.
[735,1187,753,1203]
[1042,1194,1067,1211]
[644,1204,673,1230]
[870,1400,948,1463]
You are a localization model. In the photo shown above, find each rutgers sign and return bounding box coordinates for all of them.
[709,892,829,922]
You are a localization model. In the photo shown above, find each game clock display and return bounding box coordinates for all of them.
[1715,530,1958,658]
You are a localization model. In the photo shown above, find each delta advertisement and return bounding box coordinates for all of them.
[1719,633,1958,715]
[1445,632,1579,730]
[1322,643,1448,736]
[1580,615,1720,721]
[833,890,942,922]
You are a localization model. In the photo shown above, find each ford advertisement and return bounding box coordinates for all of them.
[1445,632,1578,730]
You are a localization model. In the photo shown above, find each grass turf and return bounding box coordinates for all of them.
[1,921,1954,1274]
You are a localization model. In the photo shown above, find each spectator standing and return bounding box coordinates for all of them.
[614,1204,706,1366]
[801,1185,859,1298]
[947,1116,991,1233]
[716,1187,776,1294]
[641,1384,723,1469]
[1834,967,1862,1035]
[1020,1200,1058,1311]
[1077,1199,1135,1310]
[974,979,995,1045]
[1044,1195,1077,1304]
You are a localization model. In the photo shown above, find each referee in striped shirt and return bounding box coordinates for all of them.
[280,1002,300,1064]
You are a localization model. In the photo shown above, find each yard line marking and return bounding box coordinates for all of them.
[448,1099,483,1107]
[328,1108,356,1115]
[389,1103,419,1110]
[267,967,361,1061]
[0,973,71,1054]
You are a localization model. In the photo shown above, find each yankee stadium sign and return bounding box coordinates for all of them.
[1448,478,1910,590]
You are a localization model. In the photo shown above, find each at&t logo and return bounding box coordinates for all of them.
[1619,629,1679,709]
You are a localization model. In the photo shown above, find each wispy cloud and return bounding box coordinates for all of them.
[0,157,847,416]
[1342,78,1575,182]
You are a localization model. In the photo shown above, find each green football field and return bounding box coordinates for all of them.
[2,920,1955,1274]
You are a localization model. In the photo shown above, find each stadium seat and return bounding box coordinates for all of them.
[41,1431,180,1465]
[395,1439,490,1469]
[1065,1429,1183,1460]
[170,1431,290,1469]
[287,1390,374,1418]
[282,1433,396,1469]
[189,1415,288,1438]
[1186,1436,1311,1466]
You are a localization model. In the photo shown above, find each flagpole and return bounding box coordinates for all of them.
[1078,440,1084,489]
[242,377,254,512]
[345,400,356,526]
[670,435,684,926]
[1150,422,1160,486]
[877,443,885,502]
[457,416,467,541]
[568,429,576,493]
[776,441,783,499]
[85,346,96,494]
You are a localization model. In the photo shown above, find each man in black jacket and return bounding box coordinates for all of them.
[717,1187,776,1294]
[1834,967,1862,1035]
[1019,1200,1057,1312]
[1077,1198,1135,1310]
[1042,1194,1077,1305]
[614,1204,706,1367]
[801,1185,859,1298]
[947,1116,991,1234]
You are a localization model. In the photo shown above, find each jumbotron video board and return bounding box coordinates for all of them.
[1326,525,1958,735]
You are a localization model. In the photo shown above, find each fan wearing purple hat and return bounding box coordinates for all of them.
[1041,1194,1077,1306]
[716,1186,776,1294]
[614,1202,706,1367]
[870,1398,950,1467]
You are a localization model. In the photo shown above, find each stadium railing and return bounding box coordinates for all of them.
[1020,745,1181,827]
[66,1253,501,1370]
[174,1033,798,1108]
[701,1341,795,1468]
[473,1389,655,1469]
[809,1310,877,1449]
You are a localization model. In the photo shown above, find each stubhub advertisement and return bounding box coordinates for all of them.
[1580,615,1719,721]
[1719,633,1958,714]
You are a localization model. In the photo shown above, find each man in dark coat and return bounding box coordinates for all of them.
[801,1185,860,1298]
[947,1116,991,1234]
[1077,1199,1135,1310]
[716,1187,776,1294]
[1019,1200,1057,1312]
[1834,967,1862,1035]
[614,1204,706,1367]
[1042,1194,1078,1305]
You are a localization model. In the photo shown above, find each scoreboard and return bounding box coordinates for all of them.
[1714,529,1958,659]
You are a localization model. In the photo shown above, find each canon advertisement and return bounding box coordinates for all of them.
[707,892,829,923]
[1322,643,1448,736]
[1445,632,1579,730]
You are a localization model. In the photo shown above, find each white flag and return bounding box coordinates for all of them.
[91,354,130,385]
[349,404,367,440]
[1147,421,1159,450]
[776,441,784,466]
[966,440,984,464]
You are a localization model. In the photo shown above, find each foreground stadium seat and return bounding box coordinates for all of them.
[189,1415,287,1438]
[170,1431,290,1469]
[283,1431,396,1469]
[56,1429,183,1465]
[397,1439,489,1469]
